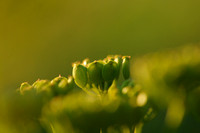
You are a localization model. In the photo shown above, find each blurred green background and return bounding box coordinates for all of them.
[1,0,200,92]
[1,0,200,132]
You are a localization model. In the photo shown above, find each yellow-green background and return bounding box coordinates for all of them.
[1,0,200,132]
[1,0,200,92]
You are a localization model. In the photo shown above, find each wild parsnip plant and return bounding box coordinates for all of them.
[19,55,151,133]
[18,45,200,133]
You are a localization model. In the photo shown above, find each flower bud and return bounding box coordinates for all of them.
[57,77,72,95]
[19,82,33,94]
[114,55,122,79]
[72,63,88,88]
[56,76,74,95]
[87,61,104,87]
[51,76,72,95]
[33,79,50,92]
[67,75,75,90]
[122,56,131,79]
[104,55,115,63]
[82,58,90,67]
[32,79,54,100]
[102,60,118,82]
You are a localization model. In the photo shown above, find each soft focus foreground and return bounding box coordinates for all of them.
[1,45,200,133]
[132,44,200,132]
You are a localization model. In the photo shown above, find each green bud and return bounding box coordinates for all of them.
[51,75,72,95]
[58,76,74,94]
[57,77,67,89]
[122,56,131,79]
[19,82,33,94]
[114,55,122,79]
[114,55,122,66]
[58,77,68,92]
[104,55,115,63]
[82,58,90,67]
[32,79,53,100]
[87,61,104,87]
[102,60,118,82]
[50,76,63,90]
[32,79,50,92]
[106,55,115,59]
[67,76,75,90]
[72,63,88,88]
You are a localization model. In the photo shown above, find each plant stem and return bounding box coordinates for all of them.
[100,128,107,133]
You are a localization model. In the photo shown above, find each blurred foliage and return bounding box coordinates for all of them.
[132,44,200,133]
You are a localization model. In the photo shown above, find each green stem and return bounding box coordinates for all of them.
[129,125,135,133]
[100,128,107,133]
[134,123,144,133]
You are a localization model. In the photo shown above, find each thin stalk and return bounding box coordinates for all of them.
[100,128,107,133]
